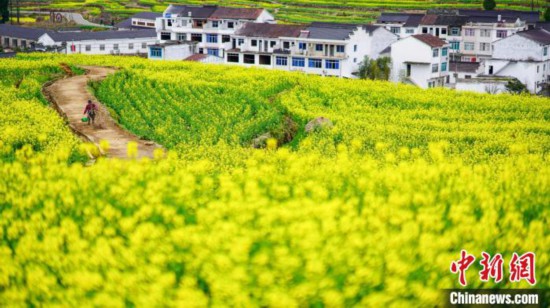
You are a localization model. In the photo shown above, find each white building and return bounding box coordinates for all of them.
[148,42,195,60]
[155,5,274,58]
[225,22,396,78]
[480,28,550,94]
[0,24,48,50]
[38,29,157,55]
[375,13,423,38]
[115,12,162,30]
[391,34,450,88]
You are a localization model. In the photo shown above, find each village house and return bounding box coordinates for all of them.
[155,5,275,58]
[390,34,450,88]
[475,28,550,94]
[38,29,157,55]
[224,22,396,78]
[375,13,424,38]
[0,24,48,50]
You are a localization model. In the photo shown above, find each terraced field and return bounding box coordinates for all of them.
[20,0,544,23]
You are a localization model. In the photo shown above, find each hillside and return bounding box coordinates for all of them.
[19,0,543,24]
[0,54,548,306]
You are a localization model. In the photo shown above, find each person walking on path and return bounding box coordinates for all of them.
[83,99,98,125]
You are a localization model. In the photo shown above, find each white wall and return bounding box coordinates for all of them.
[369,28,398,59]
[492,35,547,61]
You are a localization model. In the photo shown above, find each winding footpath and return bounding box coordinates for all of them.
[44,66,160,158]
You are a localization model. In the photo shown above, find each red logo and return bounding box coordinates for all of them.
[450,250,476,286]
[509,252,536,285]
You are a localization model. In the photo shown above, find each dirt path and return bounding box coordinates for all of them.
[44,66,161,159]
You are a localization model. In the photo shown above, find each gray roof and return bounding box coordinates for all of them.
[165,5,218,19]
[538,22,550,32]
[458,9,540,23]
[377,13,424,27]
[47,29,156,42]
[449,61,480,73]
[306,22,377,40]
[235,23,305,38]
[516,28,550,45]
[0,24,48,40]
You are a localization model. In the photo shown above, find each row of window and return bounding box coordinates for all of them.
[432,47,448,57]
[227,53,340,69]
[80,42,148,52]
[165,19,236,29]
[462,42,492,52]
[464,29,508,38]
[431,62,448,73]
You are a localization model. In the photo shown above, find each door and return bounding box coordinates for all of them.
[232,39,236,49]
[264,40,268,52]
[436,28,440,37]
[406,64,411,77]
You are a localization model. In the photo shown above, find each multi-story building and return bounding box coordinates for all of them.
[460,18,527,62]
[481,28,550,94]
[390,34,450,88]
[225,22,397,78]
[155,5,275,58]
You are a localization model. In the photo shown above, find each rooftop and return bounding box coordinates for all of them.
[115,12,162,28]
[516,28,550,45]
[305,22,378,40]
[0,24,49,40]
[411,34,447,48]
[449,61,480,73]
[164,5,265,20]
[235,23,305,38]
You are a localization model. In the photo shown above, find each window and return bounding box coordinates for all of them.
[537,65,540,73]
[150,47,162,58]
[441,28,447,35]
[259,55,271,65]
[422,27,428,34]
[315,44,323,51]
[353,58,357,63]
[325,59,340,70]
[270,41,276,48]
[191,34,202,42]
[480,29,491,37]
[479,43,490,51]
[212,20,219,28]
[227,53,239,63]
[243,54,255,64]
[167,19,172,27]
[308,58,322,68]
[544,47,548,56]
[405,28,415,34]
[129,43,134,50]
[222,35,230,43]
[113,44,119,50]
[496,30,507,38]
[142,43,147,49]
[450,27,460,36]
[441,62,447,72]
[21,40,26,48]
[488,65,494,75]
[465,75,471,79]
[299,42,306,50]
[354,45,357,52]
[283,41,290,49]
[100,44,105,51]
[450,41,460,50]
[207,48,219,57]
[85,45,91,51]
[292,57,305,67]
[276,56,288,66]
[251,40,258,47]
[228,22,234,29]
[441,47,448,56]
[390,27,400,34]
[177,33,186,41]
[433,48,439,57]
[464,42,475,51]
[432,64,438,73]
[336,45,345,53]
[464,29,475,36]
[238,39,244,46]
[206,34,218,43]
[161,32,171,40]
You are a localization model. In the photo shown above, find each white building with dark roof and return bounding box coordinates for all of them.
[391,34,450,88]
[0,24,49,50]
[224,22,396,78]
[156,5,274,58]
[115,12,162,30]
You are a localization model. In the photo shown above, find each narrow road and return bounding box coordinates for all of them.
[44,66,160,159]
[21,11,112,28]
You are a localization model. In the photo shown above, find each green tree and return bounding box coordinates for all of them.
[505,79,528,94]
[483,0,496,10]
[0,0,9,24]
[544,7,550,22]
[358,56,392,81]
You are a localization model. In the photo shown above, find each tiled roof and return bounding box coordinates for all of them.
[185,54,208,61]
[305,22,378,40]
[116,12,161,29]
[537,22,550,32]
[210,7,264,20]
[377,13,424,27]
[165,5,218,19]
[458,9,539,23]
[411,34,447,47]
[449,61,480,73]
[516,28,550,45]
[420,14,438,25]
[46,29,156,42]
[404,14,424,27]
[235,23,305,38]
[0,24,49,40]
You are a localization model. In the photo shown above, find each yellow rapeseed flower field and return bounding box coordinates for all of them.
[0,54,548,307]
